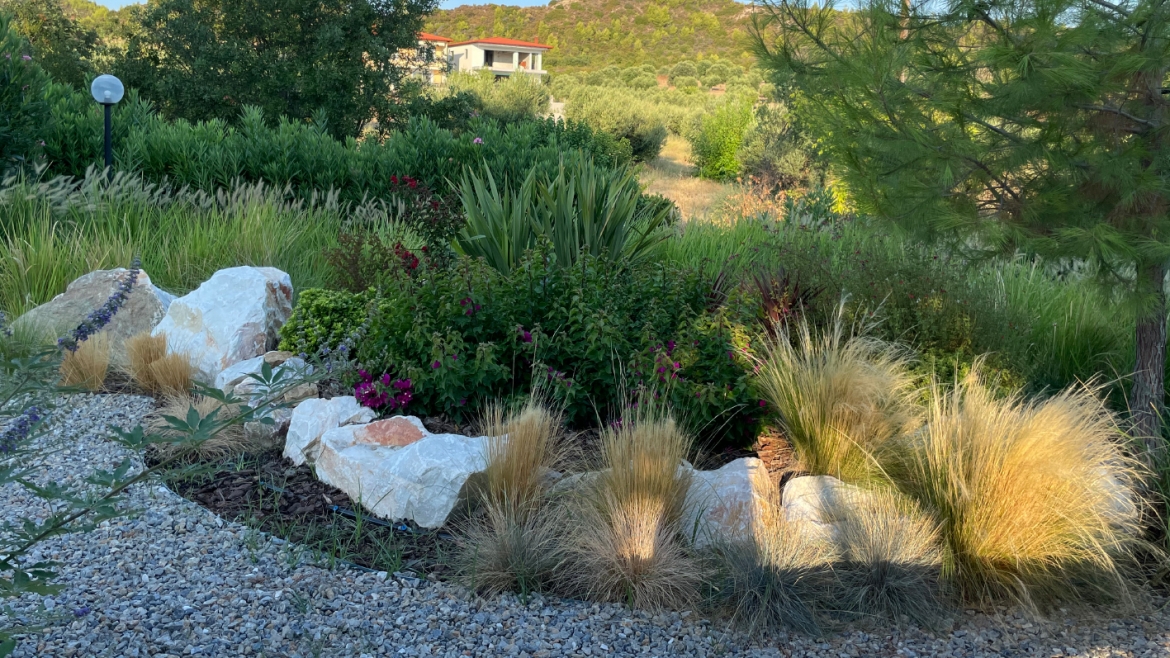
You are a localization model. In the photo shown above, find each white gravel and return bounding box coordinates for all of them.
[4,393,1170,657]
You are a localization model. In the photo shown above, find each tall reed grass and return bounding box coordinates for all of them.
[0,172,338,316]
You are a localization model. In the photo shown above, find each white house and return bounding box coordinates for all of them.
[447,37,551,79]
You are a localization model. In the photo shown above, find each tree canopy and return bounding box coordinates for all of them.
[754,0,1170,441]
[118,0,437,138]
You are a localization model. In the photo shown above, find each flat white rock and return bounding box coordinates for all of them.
[283,396,376,466]
[151,266,293,383]
[314,416,489,528]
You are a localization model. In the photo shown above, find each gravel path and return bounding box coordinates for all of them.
[3,393,1170,657]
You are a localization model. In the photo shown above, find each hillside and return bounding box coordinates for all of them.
[425,0,758,72]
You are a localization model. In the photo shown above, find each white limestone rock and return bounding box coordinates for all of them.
[15,268,171,366]
[151,266,293,383]
[683,457,774,548]
[283,396,376,466]
[314,416,489,528]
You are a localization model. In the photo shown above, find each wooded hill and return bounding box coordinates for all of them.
[425,0,757,72]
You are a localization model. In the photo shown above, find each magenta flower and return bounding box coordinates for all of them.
[21,54,31,61]
[473,137,483,144]
[432,360,441,369]
[759,400,767,407]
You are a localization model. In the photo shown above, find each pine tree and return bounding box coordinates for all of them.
[754,0,1170,448]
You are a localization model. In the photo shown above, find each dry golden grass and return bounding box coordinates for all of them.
[755,311,919,484]
[892,370,1144,607]
[149,353,194,397]
[562,414,704,610]
[125,331,167,392]
[456,401,568,596]
[639,136,733,222]
[60,332,110,391]
[481,401,564,511]
[149,394,270,460]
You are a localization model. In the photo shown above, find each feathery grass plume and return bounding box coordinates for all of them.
[828,488,946,626]
[149,394,263,460]
[755,306,918,484]
[563,412,704,609]
[59,331,110,391]
[481,401,564,510]
[148,353,194,398]
[457,400,567,596]
[892,370,1144,607]
[125,331,167,393]
[718,484,832,636]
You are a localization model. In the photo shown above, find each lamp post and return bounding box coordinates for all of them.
[89,75,124,182]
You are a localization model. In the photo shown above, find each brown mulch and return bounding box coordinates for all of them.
[151,447,453,577]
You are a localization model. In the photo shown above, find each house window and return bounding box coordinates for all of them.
[484,50,494,66]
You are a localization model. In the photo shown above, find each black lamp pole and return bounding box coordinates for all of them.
[103,103,113,182]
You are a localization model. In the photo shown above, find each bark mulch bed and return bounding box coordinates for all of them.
[150,447,454,578]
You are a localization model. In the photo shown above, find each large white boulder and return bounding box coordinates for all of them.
[683,458,774,548]
[15,268,173,366]
[151,266,293,383]
[283,396,376,466]
[314,416,489,528]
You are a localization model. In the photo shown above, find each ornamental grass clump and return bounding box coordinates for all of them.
[149,394,260,460]
[125,332,167,392]
[456,401,567,596]
[563,413,704,610]
[59,331,110,391]
[718,486,832,636]
[829,488,945,626]
[755,309,919,484]
[891,371,1143,607]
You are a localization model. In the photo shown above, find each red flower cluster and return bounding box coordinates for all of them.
[393,242,419,271]
[390,175,420,190]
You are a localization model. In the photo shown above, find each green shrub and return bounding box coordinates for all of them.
[690,98,753,180]
[562,85,667,161]
[42,83,628,199]
[738,102,824,189]
[446,70,551,123]
[672,75,700,93]
[670,60,697,82]
[1,12,50,173]
[455,155,672,275]
[279,249,762,448]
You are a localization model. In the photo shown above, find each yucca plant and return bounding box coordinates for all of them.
[455,154,671,274]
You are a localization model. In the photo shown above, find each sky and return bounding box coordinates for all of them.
[94,0,549,8]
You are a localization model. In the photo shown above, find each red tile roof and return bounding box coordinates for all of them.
[448,37,552,50]
[418,32,452,42]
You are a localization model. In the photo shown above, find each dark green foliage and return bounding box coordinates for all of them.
[738,102,823,189]
[117,0,436,139]
[279,249,762,448]
[0,11,49,173]
[0,0,95,86]
[41,85,630,199]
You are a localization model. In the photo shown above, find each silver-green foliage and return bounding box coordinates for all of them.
[455,154,672,275]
